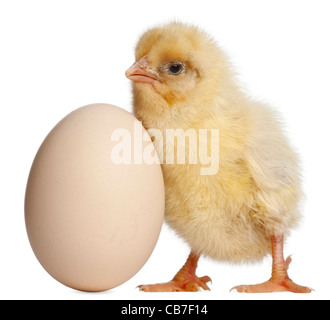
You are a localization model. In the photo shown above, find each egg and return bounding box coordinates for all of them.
[25,103,165,292]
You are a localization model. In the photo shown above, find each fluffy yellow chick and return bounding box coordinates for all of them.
[125,22,311,293]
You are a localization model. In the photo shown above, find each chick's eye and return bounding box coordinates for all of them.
[168,63,183,75]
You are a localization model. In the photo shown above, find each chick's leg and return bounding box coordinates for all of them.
[138,252,211,292]
[232,235,312,293]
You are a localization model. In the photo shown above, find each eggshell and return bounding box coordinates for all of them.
[25,104,165,292]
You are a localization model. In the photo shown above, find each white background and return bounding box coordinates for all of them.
[1,0,329,300]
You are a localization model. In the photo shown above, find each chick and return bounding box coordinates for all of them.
[125,22,311,293]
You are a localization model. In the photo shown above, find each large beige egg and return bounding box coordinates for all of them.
[25,104,165,292]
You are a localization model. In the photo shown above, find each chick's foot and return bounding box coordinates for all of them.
[231,235,312,293]
[231,277,312,293]
[138,276,211,292]
[138,252,212,292]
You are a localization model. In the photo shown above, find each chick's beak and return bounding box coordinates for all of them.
[125,56,160,84]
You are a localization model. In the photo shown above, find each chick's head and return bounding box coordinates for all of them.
[126,22,232,108]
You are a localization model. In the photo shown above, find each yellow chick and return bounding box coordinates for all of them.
[125,22,311,293]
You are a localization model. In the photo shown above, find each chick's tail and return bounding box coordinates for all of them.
[138,252,211,292]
